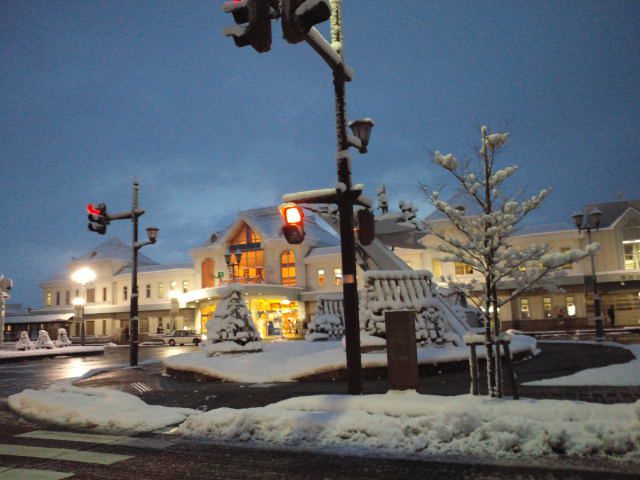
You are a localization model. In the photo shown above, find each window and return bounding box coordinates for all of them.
[280,250,296,286]
[86,288,95,303]
[566,296,576,317]
[123,286,128,301]
[56,291,60,306]
[334,268,342,286]
[158,282,164,299]
[65,291,70,305]
[201,258,215,288]
[623,219,640,270]
[228,224,264,283]
[46,292,52,307]
[102,319,107,335]
[455,262,473,275]
[75,289,79,298]
[170,280,177,290]
[102,287,107,302]
[317,269,326,287]
[182,280,189,293]
[86,321,95,337]
[140,318,149,334]
[432,259,442,278]
[519,298,530,319]
[543,297,553,318]
[560,248,573,269]
[146,284,151,298]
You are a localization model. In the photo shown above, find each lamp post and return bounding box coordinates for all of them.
[71,266,96,346]
[168,289,180,333]
[224,249,243,284]
[572,207,604,341]
[0,275,13,348]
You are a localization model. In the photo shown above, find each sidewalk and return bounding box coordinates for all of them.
[74,342,640,410]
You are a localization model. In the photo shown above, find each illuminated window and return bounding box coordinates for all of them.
[543,297,552,318]
[317,269,325,287]
[201,258,215,288]
[519,298,530,319]
[146,284,151,298]
[280,250,296,286]
[334,268,342,286]
[123,286,128,301]
[454,262,473,275]
[46,291,52,307]
[432,259,442,278]
[228,224,264,283]
[86,288,95,303]
[170,280,177,289]
[623,219,640,270]
[182,280,189,293]
[566,296,576,317]
[158,282,164,299]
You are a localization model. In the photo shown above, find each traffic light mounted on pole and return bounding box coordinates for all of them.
[223,0,274,53]
[281,0,331,44]
[279,202,305,244]
[87,203,109,235]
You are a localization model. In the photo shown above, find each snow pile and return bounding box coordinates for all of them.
[306,295,344,341]
[8,384,200,433]
[0,346,104,360]
[204,286,262,355]
[165,334,537,383]
[178,391,640,462]
[35,330,54,349]
[55,328,72,347]
[525,343,640,387]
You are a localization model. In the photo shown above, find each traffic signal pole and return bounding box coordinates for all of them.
[330,0,362,395]
[130,180,140,367]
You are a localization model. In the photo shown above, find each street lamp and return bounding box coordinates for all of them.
[572,207,603,341]
[168,289,180,333]
[348,118,375,154]
[224,248,243,283]
[71,266,96,346]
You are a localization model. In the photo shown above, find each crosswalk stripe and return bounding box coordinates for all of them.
[0,467,74,480]
[0,443,131,465]
[17,431,129,445]
[17,430,176,450]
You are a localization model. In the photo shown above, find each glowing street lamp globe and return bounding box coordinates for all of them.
[71,266,96,285]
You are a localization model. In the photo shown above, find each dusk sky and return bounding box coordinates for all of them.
[2,1,639,307]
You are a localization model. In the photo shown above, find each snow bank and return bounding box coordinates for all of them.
[8,384,200,433]
[524,344,640,387]
[164,334,537,383]
[178,391,640,461]
[0,346,104,360]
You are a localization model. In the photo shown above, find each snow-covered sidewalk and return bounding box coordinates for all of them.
[8,384,200,433]
[164,335,538,383]
[524,343,640,387]
[0,345,104,361]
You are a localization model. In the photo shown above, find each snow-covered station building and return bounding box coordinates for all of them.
[9,198,640,342]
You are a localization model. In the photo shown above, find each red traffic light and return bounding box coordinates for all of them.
[87,203,101,215]
[279,203,305,244]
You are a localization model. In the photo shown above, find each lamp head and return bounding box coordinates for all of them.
[348,118,375,154]
[146,226,159,243]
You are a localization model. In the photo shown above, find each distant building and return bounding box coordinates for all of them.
[6,200,638,343]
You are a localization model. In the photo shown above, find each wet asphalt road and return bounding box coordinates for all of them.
[0,345,194,397]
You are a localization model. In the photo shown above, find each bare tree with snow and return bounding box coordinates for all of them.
[376,184,389,214]
[422,126,599,397]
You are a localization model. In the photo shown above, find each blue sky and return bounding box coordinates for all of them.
[2,1,639,306]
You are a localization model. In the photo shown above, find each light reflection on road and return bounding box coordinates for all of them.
[0,345,195,396]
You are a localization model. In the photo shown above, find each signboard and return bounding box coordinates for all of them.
[217,271,225,278]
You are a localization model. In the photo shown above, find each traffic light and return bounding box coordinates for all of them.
[281,0,331,44]
[357,208,375,246]
[87,203,109,235]
[223,0,273,53]
[279,202,305,244]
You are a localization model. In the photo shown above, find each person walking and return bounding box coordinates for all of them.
[607,305,616,327]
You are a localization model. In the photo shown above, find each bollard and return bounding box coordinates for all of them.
[384,310,418,391]
[499,333,519,400]
[463,333,484,395]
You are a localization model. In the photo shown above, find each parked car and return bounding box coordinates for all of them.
[163,330,202,346]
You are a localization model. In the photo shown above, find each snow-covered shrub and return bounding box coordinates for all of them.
[204,286,262,355]
[15,331,33,351]
[306,295,344,342]
[35,330,54,349]
[55,328,72,347]
[359,270,460,346]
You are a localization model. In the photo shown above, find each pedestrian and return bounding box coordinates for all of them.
[607,305,616,327]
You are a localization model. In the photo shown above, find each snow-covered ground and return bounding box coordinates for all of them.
[178,392,640,462]
[0,345,104,360]
[524,343,640,387]
[8,384,199,433]
[164,335,538,383]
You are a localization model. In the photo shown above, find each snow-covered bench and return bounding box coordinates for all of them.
[360,270,465,346]
[305,294,344,341]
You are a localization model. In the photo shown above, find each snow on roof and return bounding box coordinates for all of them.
[115,262,194,276]
[73,238,158,266]
[514,221,575,236]
[6,312,74,325]
[580,199,640,229]
[305,245,341,260]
